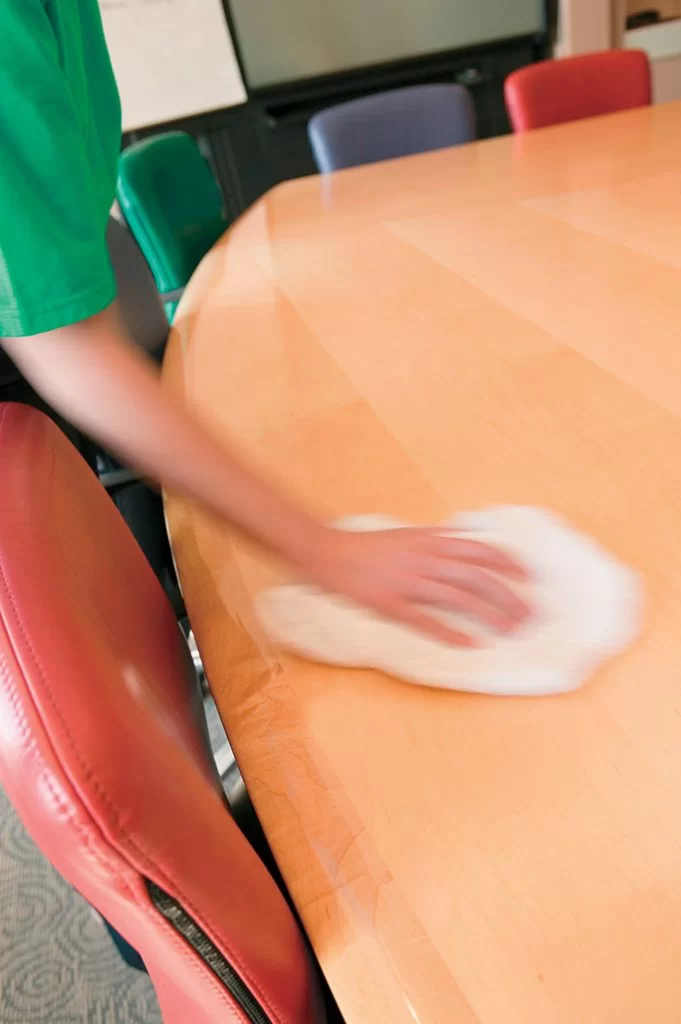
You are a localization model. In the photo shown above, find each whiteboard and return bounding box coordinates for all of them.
[228,0,543,90]
[99,0,247,131]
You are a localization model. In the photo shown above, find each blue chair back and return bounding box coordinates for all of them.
[308,84,476,173]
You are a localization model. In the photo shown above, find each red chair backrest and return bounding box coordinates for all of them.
[505,50,651,133]
[0,404,326,1024]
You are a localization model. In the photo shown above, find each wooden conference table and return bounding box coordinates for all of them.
[163,101,681,1023]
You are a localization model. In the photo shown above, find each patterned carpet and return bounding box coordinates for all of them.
[0,692,236,1024]
[0,785,162,1023]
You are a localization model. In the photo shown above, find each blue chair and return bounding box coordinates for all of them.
[308,84,476,173]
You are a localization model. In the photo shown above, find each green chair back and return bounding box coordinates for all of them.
[116,133,228,318]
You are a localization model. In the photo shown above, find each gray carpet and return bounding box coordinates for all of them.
[0,786,162,1023]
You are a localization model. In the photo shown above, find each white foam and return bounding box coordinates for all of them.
[256,507,643,696]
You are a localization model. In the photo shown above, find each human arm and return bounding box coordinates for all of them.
[2,305,530,645]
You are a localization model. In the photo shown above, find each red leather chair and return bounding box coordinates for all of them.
[0,403,327,1023]
[505,50,651,133]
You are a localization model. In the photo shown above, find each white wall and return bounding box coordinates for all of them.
[625,18,681,103]
[559,0,681,104]
[558,0,613,56]
[650,55,681,102]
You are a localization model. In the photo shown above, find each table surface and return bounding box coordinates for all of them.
[163,101,681,1023]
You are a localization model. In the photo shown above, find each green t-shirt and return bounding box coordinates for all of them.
[0,0,121,338]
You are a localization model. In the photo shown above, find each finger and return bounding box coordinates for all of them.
[407,579,520,632]
[419,558,531,622]
[427,535,531,580]
[389,601,479,647]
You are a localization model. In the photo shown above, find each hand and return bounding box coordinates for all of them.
[302,526,532,647]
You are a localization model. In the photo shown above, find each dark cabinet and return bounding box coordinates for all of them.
[125,35,545,218]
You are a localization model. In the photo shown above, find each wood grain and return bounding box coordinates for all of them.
[163,102,681,1023]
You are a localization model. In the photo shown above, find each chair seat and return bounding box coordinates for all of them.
[117,133,228,299]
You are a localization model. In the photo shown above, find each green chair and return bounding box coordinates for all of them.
[116,132,228,321]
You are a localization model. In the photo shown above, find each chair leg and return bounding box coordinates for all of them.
[110,481,186,618]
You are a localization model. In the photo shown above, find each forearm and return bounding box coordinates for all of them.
[2,303,324,564]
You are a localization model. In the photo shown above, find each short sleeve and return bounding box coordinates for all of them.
[0,0,116,338]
